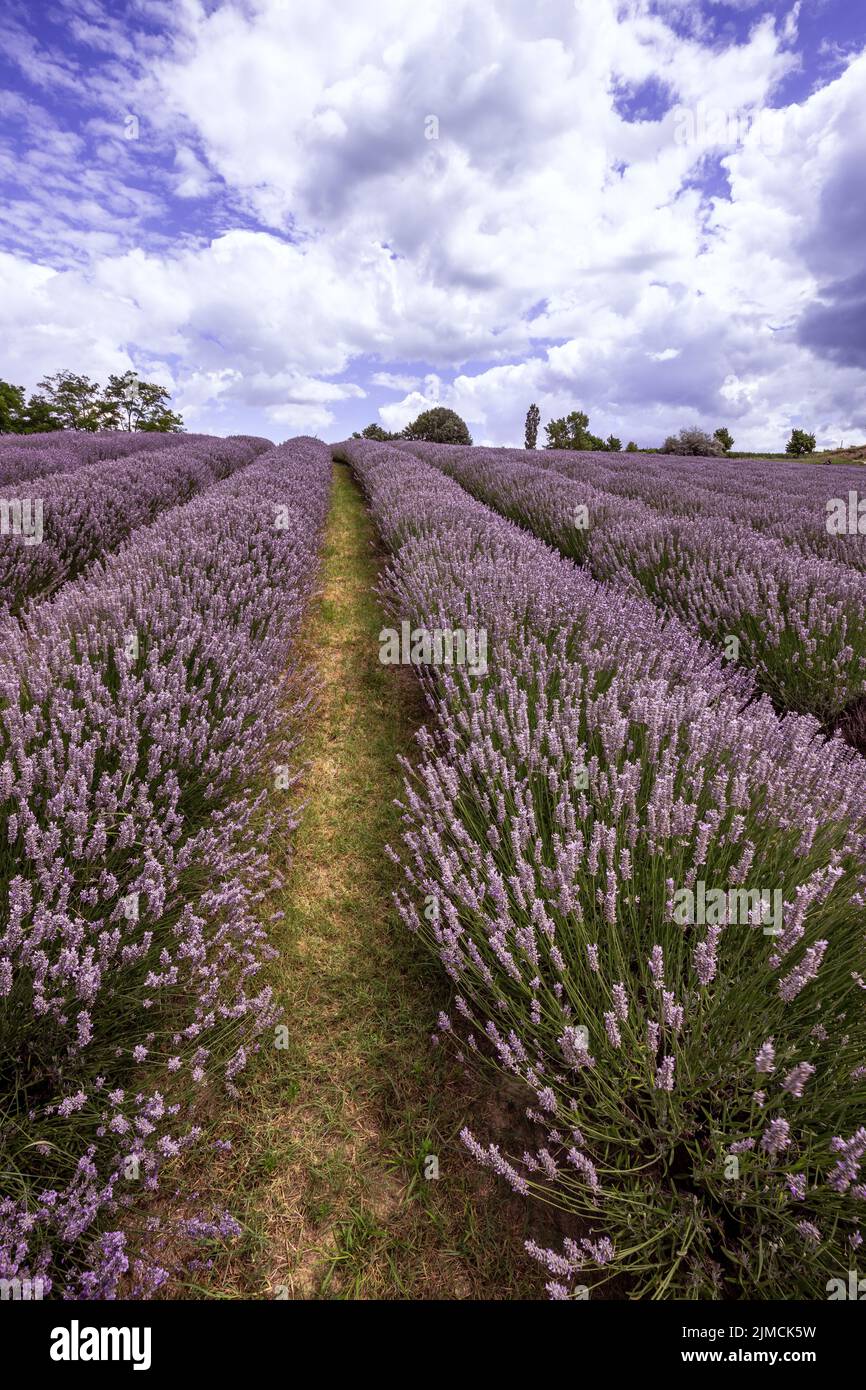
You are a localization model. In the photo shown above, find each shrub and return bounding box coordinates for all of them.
[662,427,725,457]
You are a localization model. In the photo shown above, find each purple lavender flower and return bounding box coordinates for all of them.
[782,1063,816,1098]
[761,1118,791,1159]
[755,1038,776,1074]
[655,1056,675,1091]
[648,945,665,988]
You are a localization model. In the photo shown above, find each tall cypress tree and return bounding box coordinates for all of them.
[524,402,540,449]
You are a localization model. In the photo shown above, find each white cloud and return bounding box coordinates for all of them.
[0,0,864,444]
[370,371,420,391]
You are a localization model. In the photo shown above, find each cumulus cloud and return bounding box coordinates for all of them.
[0,0,863,444]
[370,371,421,391]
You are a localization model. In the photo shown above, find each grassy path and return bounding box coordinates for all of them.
[185,461,534,1299]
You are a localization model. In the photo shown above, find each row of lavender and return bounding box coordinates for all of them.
[0,438,332,1297]
[0,434,272,616]
[399,443,866,749]
[0,430,198,487]
[337,437,866,1299]
[536,447,866,572]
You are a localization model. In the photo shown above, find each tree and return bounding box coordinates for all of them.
[545,410,587,449]
[351,422,402,441]
[36,371,113,431]
[786,428,816,457]
[714,426,734,453]
[524,403,540,450]
[403,406,472,445]
[103,371,184,432]
[21,393,61,433]
[606,435,622,452]
[544,410,608,451]
[661,426,725,457]
[0,379,26,433]
[625,441,638,452]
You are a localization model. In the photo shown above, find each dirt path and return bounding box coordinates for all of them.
[182,461,535,1299]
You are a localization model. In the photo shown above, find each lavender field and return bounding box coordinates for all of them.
[2,426,864,1312]
[3,0,866,1354]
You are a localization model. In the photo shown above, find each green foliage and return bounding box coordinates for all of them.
[544,409,618,452]
[351,422,402,442]
[0,379,26,433]
[545,409,589,450]
[403,406,472,445]
[662,427,725,457]
[37,371,110,431]
[21,393,61,433]
[625,440,639,452]
[524,402,540,450]
[787,428,817,457]
[102,370,184,432]
[714,426,734,453]
[0,369,184,433]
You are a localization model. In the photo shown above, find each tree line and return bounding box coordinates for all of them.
[524,409,818,457]
[352,406,473,445]
[354,403,818,457]
[0,370,184,434]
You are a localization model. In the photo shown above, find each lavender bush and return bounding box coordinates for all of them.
[399,442,866,744]
[486,444,866,574]
[0,435,272,615]
[0,430,196,488]
[0,438,331,1297]
[337,437,866,1300]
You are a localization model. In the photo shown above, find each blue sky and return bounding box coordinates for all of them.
[0,0,864,447]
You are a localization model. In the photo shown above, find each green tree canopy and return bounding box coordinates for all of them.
[102,371,184,432]
[544,410,612,451]
[350,422,402,441]
[403,406,472,445]
[37,371,109,431]
[21,393,61,433]
[0,369,184,434]
[786,428,816,457]
[0,379,26,433]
